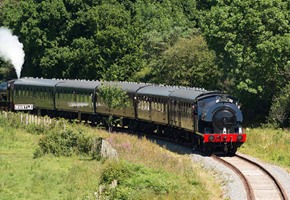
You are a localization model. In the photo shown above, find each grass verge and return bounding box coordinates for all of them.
[0,113,223,199]
[239,128,290,171]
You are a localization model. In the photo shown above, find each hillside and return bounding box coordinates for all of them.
[0,113,222,199]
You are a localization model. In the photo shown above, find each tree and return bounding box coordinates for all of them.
[144,35,220,89]
[98,83,129,132]
[1,0,143,80]
[269,81,290,127]
[132,0,203,84]
[1,0,201,83]
[133,0,198,60]
[199,0,290,122]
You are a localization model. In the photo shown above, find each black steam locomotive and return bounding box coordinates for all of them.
[0,77,246,155]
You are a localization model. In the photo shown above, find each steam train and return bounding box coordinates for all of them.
[0,77,246,155]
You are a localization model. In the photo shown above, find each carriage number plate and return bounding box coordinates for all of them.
[14,104,34,110]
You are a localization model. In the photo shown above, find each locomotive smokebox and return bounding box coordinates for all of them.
[212,107,237,133]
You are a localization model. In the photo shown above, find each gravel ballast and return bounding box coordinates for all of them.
[190,152,290,200]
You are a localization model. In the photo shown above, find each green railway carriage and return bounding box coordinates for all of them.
[136,85,173,125]
[3,77,245,155]
[168,88,206,132]
[11,78,62,111]
[55,80,100,114]
[96,82,148,119]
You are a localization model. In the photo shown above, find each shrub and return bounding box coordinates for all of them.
[34,129,97,158]
[0,112,22,129]
[99,160,182,199]
[25,124,46,135]
[269,82,290,127]
[0,114,7,125]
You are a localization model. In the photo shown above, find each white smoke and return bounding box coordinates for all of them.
[0,27,25,79]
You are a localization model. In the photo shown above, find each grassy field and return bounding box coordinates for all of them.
[239,127,290,172]
[0,126,103,199]
[0,113,222,200]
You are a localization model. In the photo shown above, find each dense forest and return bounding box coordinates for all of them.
[0,0,289,127]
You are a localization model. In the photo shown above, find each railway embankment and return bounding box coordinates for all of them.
[2,111,289,199]
[238,128,290,172]
[0,112,222,199]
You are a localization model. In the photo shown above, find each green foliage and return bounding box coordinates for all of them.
[0,112,103,159]
[0,126,16,148]
[199,0,290,123]
[269,82,290,127]
[1,0,143,80]
[239,128,290,169]
[146,35,220,89]
[1,0,201,83]
[99,160,193,199]
[0,118,221,199]
[0,112,22,129]
[0,126,104,200]
[25,123,47,135]
[2,0,289,126]
[98,84,129,110]
[98,83,129,131]
[0,112,57,134]
[34,129,94,158]
[134,0,197,53]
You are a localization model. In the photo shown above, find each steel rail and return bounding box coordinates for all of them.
[211,154,254,200]
[236,153,288,200]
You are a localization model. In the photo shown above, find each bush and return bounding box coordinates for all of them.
[99,160,182,199]
[0,112,22,129]
[34,129,96,158]
[25,124,46,135]
[269,82,290,127]
[0,115,7,126]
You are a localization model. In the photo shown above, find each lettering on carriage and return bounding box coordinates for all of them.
[67,102,89,108]
[14,104,33,110]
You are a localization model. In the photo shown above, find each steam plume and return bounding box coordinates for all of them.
[0,27,25,79]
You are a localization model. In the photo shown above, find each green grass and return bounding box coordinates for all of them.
[99,160,202,200]
[239,128,290,171]
[0,127,102,200]
[100,133,222,200]
[0,113,223,200]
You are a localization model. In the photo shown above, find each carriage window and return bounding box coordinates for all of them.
[157,98,160,112]
[83,93,86,102]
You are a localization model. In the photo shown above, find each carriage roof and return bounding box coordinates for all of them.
[14,78,62,87]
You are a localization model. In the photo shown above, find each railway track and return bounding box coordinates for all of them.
[212,153,288,200]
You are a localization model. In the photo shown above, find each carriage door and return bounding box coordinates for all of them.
[177,101,182,128]
[169,100,178,126]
